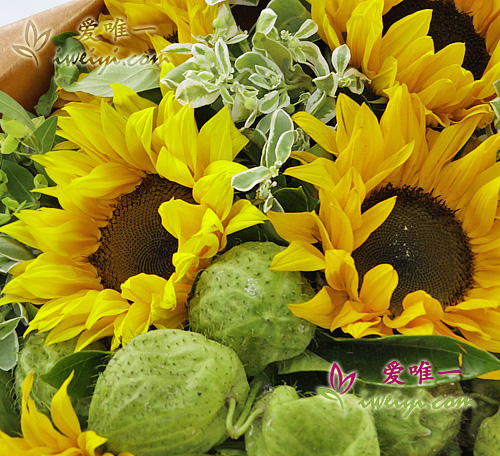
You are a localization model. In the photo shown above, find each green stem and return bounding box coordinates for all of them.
[469,393,500,407]
[226,375,267,439]
[231,407,266,439]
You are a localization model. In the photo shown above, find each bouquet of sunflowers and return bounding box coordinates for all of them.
[3,0,500,454]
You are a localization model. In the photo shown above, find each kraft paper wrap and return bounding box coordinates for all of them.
[0,0,104,112]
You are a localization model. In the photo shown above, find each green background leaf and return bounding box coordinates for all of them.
[314,333,500,387]
[0,92,34,129]
[1,160,37,205]
[33,116,58,154]
[64,58,161,97]
[41,350,111,399]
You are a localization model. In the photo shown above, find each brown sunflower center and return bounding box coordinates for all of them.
[351,185,475,315]
[88,174,195,292]
[382,0,490,80]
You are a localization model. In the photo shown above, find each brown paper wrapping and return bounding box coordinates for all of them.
[0,0,104,113]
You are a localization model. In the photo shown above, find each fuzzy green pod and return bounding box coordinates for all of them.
[468,379,500,442]
[88,329,250,456]
[14,332,105,423]
[245,385,380,456]
[360,385,463,456]
[475,405,500,455]
[189,242,316,375]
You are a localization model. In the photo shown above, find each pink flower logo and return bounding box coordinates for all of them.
[329,362,357,394]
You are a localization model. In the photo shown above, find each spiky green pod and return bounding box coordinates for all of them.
[88,329,250,456]
[189,242,316,375]
[245,385,379,456]
[14,331,105,423]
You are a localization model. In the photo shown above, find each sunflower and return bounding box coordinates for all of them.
[269,84,500,354]
[0,84,265,351]
[308,0,500,127]
[79,0,218,67]
[0,371,132,456]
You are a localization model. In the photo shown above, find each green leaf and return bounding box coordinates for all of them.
[1,120,29,138]
[273,186,318,212]
[0,317,22,340]
[0,370,20,435]
[33,116,58,154]
[267,0,313,34]
[277,350,332,374]
[35,78,59,117]
[0,235,35,261]
[64,58,161,97]
[315,333,500,387]
[0,92,35,130]
[0,331,19,370]
[41,350,111,399]
[1,160,37,205]
[52,31,79,47]
[1,136,19,155]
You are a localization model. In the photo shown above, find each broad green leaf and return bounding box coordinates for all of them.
[0,235,35,261]
[0,331,18,370]
[231,166,272,191]
[268,0,313,34]
[274,186,318,212]
[0,370,20,435]
[315,333,500,387]
[64,58,161,97]
[41,350,111,399]
[277,350,332,374]
[52,31,79,47]
[33,116,58,154]
[0,92,34,130]
[1,160,37,205]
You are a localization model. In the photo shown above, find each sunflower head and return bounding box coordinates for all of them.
[271,84,500,353]
[309,0,500,126]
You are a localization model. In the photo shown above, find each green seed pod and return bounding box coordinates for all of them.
[189,242,316,376]
[0,369,20,436]
[14,331,105,423]
[475,406,500,456]
[88,329,250,456]
[359,385,463,456]
[468,378,500,441]
[245,385,380,456]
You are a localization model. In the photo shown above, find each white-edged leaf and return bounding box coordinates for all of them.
[175,79,220,107]
[331,44,351,74]
[162,43,195,54]
[275,129,295,165]
[256,8,277,35]
[263,109,293,168]
[294,19,318,40]
[231,166,272,191]
[0,332,18,370]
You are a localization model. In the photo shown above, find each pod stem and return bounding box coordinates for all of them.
[226,375,267,439]
[469,393,500,407]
